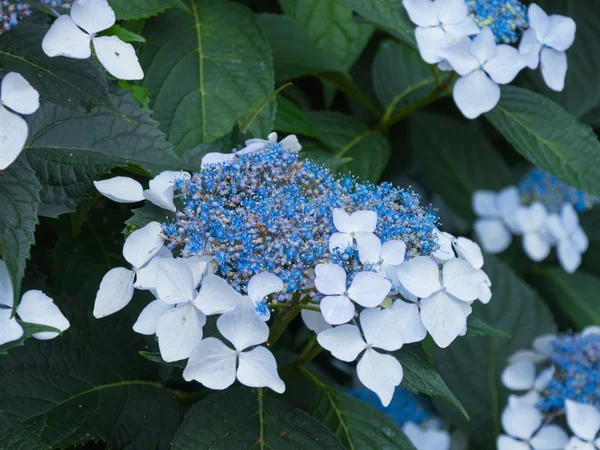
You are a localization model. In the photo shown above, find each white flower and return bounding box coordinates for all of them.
[183,304,285,393]
[432,229,456,262]
[519,3,576,92]
[403,422,451,450]
[93,222,165,318]
[317,308,404,406]
[403,0,480,64]
[396,256,485,348]
[0,72,40,170]
[301,307,331,335]
[42,0,143,80]
[473,186,521,254]
[93,171,191,212]
[358,237,407,284]
[546,203,589,274]
[515,202,552,262]
[439,27,527,119]
[0,260,70,345]
[328,208,381,258]
[497,396,569,450]
[452,237,492,304]
[565,400,600,449]
[314,263,391,325]
[244,272,284,321]
[501,360,555,405]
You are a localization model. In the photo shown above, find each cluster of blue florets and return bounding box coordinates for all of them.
[1,0,31,33]
[519,168,594,213]
[467,0,528,43]
[162,143,438,295]
[538,332,600,412]
[348,386,430,426]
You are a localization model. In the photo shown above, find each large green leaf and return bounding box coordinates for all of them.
[531,268,600,328]
[279,0,374,70]
[0,24,114,113]
[433,255,557,448]
[171,386,344,449]
[485,86,600,198]
[24,85,185,218]
[409,113,514,220]
[274,97,323,140]
[308,111,391,182]
[108,0,176,20]
[0,156,41,302]
[140,0,275,151]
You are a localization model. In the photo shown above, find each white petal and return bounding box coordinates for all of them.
[497,435,531,450]
[155,259,195,304]
[247,272,283,302]
[149,170,189,194]
[485,45,527,85]
[501,360,536,391]
[541,48,568,92]
[583,326,600,337]
[509,349,548,365]
[523,232,551,262]
[479,283,492,304]
[534,365,555,392]
[41,15,92,59]
[359,308,404,351]
[182,337,237,389]
[238,346,285,393]
[348,271,391,308]
[143,188,175,212]
[453,237,484,269]
[93,267,135,318]
[392,300,427,344]
[301,309,331,334]
[475,219,512,253]
[528,4,550,43]
[315,263,346,296]
[415,26,449,64]
[328,232,354,252]
[532,335,556,357]
[546,213,568,242]
[332,208,354,233]
[133,299,173,335]
[519,28,542,69]
[420,291,467,348]
[443,17,481,41]
[473,190,501,218]
[320,295,355,325]
[0,309,23,346]
[558,239,582,274]
[134,247,173,290]
[356,232,382,264]
[442,258,484,302]
[357,349,403,407]
[71,0,115,34]
[566,400,600,442]
[217,304,269,351]
[93,36,144,80]
[403,423,426,448]
[93,177,144,203]
[515,202,547,234]
[433,229,456,261]
[396,256,442,298]
[544,15,576,51]
[0,259,13,306]
[380,240,406,266]
[566,437,595,450]
[201,152,235,167]
[317,324,366,361]
[471,27,497,65]
[349,210,378,232]
[17,291,69,340]
[156,304,205,362]
[403,0,437,27]
[123,221,163,269]
[0,106,28,170]
[501,401,544,440]
[435,0,468,24]
[280,134,302,153]
[562,203,580,233]
[194,274,243,315]
[498,186,522,224]
[439,39,480,75]
[184,255,212,287]
[1,72,40,115]
[453,69,500,119]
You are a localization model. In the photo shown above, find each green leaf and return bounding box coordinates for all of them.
[410,112,514,220]
[102,24,146,43]
[308,111,391,182]
[300,141,353,172]
[485,86,600,198]
[24,85,186,218]
[140,0,275,151]
[118,80,150,108]
[0,156,41,302]
[124,203,175,234]
[238,83,292,133]
[530,268,600,328]
[466,316,511,338]
[108,0,175,20]
[394,344,469,419]
[279,0,374,70]
[181,123,253,168]
[315,71,381,116]
[433,255,557,448]
[171,386,345,449]
[0,304,181,449]
[0,322,62,355]
[274,97,323,140]
[0,24,115,113]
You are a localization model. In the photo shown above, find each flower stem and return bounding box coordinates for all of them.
[267,294,303,346]
[297,338,323,366]
[296,364,326,389]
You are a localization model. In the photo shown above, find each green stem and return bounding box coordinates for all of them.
[297,341,323,366]
[267,294,303,346]
[296,364,326,389]
[271,303,321,312]
[258,388,265,450]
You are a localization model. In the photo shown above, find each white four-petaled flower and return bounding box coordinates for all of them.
[546,203,589,274]
[358,237,407,284]
[244,272,284,321]
[403,422,451,450]
[515,202,552,262]
[328,208,381,258]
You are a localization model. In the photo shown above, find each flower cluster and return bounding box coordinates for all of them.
[93,134,493,407]
[498,327,600,449]
[0,0,31,34]
[472,169,592,273]
[403,0,576,118]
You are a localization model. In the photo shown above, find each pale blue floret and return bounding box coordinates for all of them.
[467,0,528,43]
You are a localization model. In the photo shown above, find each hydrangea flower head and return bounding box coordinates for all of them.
[466,0,528,43]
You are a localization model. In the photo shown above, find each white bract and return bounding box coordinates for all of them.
[94,171,191,212]
[403,422,451,450]
[519,3,576,92]
[358,237,407,284]
[301,307,331,335]
[403,0,480,64]
[42,0,143,80]
[314,263,391,325]
[515,202,552,262]
[328,208,381,258]
[396,256,485,348]
[565,400,600,449]
[183,304,285,393]
[432,229,456,262]
[546,203,589,274]
[439,27,527,119]
[501,360,555,405]
[0,260,70,345]
[244,272,284,321]
[317,308,404,406]
[473,186,521,254]
[0,72,40,170]
[498,396,569,450]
